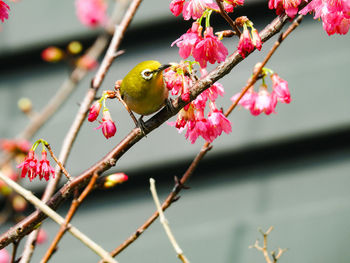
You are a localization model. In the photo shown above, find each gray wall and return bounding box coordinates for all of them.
[1,0,350,262]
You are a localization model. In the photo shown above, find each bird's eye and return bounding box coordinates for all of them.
[141,69,153,80]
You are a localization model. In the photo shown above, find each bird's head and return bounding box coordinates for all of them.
[128,60,171,83]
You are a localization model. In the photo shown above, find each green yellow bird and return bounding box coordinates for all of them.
[120,60,170,115]
[118,60,172,130]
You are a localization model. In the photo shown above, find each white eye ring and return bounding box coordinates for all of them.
[141,69,153,80]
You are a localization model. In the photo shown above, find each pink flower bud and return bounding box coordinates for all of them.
[104,173,128,188]
[251,28,262,51]
[77,55,98,70]
[37,229,48,244]
[12,195,27,212]
[237,26,255,58]
[41,47,64,62]
[88,101,101,122]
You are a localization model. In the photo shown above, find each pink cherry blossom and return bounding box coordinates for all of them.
[96,110,117,139]
[250,86,277,116]
[231,88,257,110]
[193,27,228,68]
[182,0,219,20]
[17,150,38,181]
[75,0,107,28]
[207,108,232,136]
[185,117,211,143]
[164,68,192,95]
[37,151,55,181]
[271,73,291,103]
[88,101,102,122]
[0,1,9,23]
[237,26,255,58]
[172,22,202,59]
[170,0,185,16]
[269,0,301,18]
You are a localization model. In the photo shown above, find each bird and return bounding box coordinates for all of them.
[117,60,172,132]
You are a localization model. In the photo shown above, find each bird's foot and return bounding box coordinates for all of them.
[165,98,176,114]
[137,116,148,137]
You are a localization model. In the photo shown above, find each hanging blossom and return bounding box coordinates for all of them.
[96,110,117,139]
[75,0,107,28]
[89,91,117,139]
[268,0,302,18]
[170,0,244,19]
[299,0,350,35]
[17,140,56,182]
[165,64,232,144]
[172,21,228,68]
[231,68,290,116]
[237,17,262,58]
[192,26,228,68]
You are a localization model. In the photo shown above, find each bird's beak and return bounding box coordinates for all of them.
[156,64,171,72]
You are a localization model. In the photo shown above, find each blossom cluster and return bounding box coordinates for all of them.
[0,0,9,23]
[88,92,117,139]
[268,0,350,35]
[165,63,232,143]
[231,68,291,116]
[299,0,350,35]
[17,140,55,181]
[168,0,266,143]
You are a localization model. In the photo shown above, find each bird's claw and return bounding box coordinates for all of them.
[165,98,176,114]
[137,116,148,137]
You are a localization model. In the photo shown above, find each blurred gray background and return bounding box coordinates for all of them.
[1,0,350,262]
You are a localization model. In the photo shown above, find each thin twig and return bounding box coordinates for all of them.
[0,171,118,263]
[11,240,20,263]
[44,143,72,181]
[41,173,98,263]
[0,11,296,249]
[250,227,287,263]
[149,178,189,263]
[215,0,241,36]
